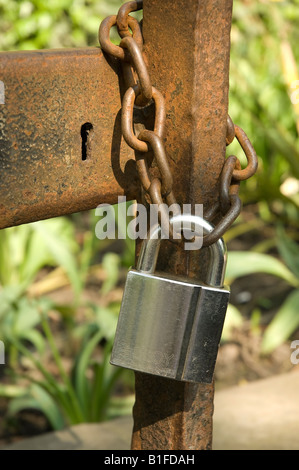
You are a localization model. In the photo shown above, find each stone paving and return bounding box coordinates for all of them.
[2,371,299,450]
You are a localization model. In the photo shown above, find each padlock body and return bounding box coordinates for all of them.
[110,269,230,384]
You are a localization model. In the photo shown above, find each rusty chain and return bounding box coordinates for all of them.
[202,116,258,246]
[99,1,258,247]
[99,0,178,240]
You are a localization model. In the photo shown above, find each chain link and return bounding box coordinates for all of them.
[99,1,258,247]
[202,116,258,246]
[99,15,143,60]
[226,115,258,181]
[204,155,242,246]
[121,84,165,153]
[120,36,152,106]
[116,1,144,39]
[232,125,258,181]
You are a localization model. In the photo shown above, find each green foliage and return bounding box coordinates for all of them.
[0,218,81,367]
[0,0,124,51]
[219,0,299,354]
[276,225,299,278]
[259,226,299,353]
[229,0,299,218]
[0,209,134,428]
[261,290,299,355]
[0,218,80,289]
[224,223,299,354]
[7,315,132,429]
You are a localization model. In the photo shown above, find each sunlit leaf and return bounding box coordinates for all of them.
[221,303,244,342]
[226,251,299,287]
[94,306,118,341]
[101,253,120,295]
[0,384,27,398]
[30,220,81,297]
[14,298,40,333]
[261,290,299,354]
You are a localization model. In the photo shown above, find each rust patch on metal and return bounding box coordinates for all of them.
[0,48,138,228]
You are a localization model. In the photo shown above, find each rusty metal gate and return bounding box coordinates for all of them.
[0,0,257,450]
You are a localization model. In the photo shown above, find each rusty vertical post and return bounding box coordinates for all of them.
[131,0,233,450]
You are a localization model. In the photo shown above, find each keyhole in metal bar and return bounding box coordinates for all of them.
[81,122,93,161]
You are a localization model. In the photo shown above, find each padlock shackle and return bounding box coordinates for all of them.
[137,214,227,288]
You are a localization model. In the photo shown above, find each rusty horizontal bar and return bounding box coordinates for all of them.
[0,48,137,229]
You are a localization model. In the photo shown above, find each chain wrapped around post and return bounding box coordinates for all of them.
[99,0,179,240]
[99,1,258,247]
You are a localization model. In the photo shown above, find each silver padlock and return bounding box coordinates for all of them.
[110,214,230,384]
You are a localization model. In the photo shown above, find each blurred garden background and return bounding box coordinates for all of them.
[0,0,299,445]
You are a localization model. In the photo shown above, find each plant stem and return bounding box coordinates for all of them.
[41,315,85,423]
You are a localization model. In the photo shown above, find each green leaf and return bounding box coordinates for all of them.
[0,384,27,398]
[101,253,120,295]
[226,251,299,287]
[9,384,65,430]
[18,228,53,285]
[107,394,135,420]
[261,290,299,354]
[40,315,85,423]
[9,396,42,415]
[0,230,13,285]
[221,303,244,342]
[276,226,299,279]
[90,340,122,422]
[31,219,81,297]
[94,305,118,341]
[14,297,40,334]
[20,329,46,356]
[73,329,104,417]
[0,285,24,317]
